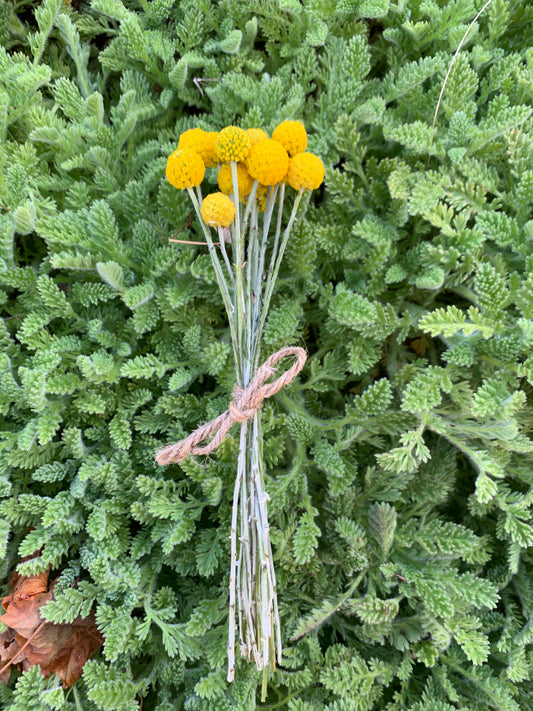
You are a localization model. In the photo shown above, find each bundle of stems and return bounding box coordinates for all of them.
[185,165,305,694]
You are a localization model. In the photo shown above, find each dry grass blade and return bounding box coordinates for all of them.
[428,0,495,166]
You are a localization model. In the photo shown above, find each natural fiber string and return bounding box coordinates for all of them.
[156,346,307,465]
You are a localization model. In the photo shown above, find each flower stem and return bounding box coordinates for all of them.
[187,179,305,688]
[255,188,304,355]
[186,187,240,377]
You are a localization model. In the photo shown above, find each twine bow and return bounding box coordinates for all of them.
[156,346,307,465]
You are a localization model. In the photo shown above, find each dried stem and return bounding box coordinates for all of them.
[428,0,494,165]
[0,619,47,677]
[177,175,308,695]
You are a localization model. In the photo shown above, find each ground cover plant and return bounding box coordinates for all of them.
[0,0,532,709]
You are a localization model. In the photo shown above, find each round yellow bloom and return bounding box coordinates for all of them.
[204,132,220,166]
[201,192,236,228]
[272,120,307,157]
[217,163,254,200]
[216,126,251,163]
[166,148,205,189]
[246,139,289,186]
[178,129,218,167]
[246,128,269,147]
[287,152,325,191]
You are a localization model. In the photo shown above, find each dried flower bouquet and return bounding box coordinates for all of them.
[156,122,324,695]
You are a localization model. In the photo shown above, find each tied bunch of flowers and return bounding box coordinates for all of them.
[158,122,324,695]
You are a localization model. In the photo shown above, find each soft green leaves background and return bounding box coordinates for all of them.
[1,0,533,709]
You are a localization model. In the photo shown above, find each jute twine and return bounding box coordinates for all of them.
[156,346,307,465]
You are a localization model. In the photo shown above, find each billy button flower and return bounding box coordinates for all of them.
[218,163,254,200]
[272,120,307,157]
[166,148,205,189]
[216,126,251,163]
[246,127,269,147]
[178,128,219,168]
[287,152,325,191]
[246,139,289,186]
[201,192,236,228]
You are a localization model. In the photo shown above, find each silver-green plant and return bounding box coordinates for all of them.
[2,0,533,708]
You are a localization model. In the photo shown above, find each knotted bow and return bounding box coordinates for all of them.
[155,346,307,465]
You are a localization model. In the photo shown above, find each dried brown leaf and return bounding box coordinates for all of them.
[0,565,103,687]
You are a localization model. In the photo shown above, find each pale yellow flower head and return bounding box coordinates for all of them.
[246,139,289,186]
[217,163,255,201]
[287,152,325,191]
[178,129,219,168]
[201,192,236,228]
[166,148,205,189]
[216,126,251,163]
[246,128,269,147]
[272,121,307,157]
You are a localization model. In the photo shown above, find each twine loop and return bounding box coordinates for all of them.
[156,347,307,465]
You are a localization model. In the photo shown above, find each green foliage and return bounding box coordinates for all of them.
[1,0,533,709]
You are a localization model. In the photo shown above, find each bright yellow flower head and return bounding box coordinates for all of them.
[246,139,289,186]
[178,129,219,168]
[246,128,269,147]
[166,148,205,189]
[201,192,236,228]
[272,121,307,157]
[287,152,325,191]
[217,163,255,200]
[204,132,220,167]
[216,126,251,163]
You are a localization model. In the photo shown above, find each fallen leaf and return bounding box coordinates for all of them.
[0,563,104,687]
[0,628,22,684]
[1,568,52,639]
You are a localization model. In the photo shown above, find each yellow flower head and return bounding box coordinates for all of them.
[204,132,220,166]
[272,120,307,157]
[201,192,236,228]
[216,126,251,163]
[178,129,219,168]
[217,163,255,200]
[246,128,269,147]
[287,152,325,191]
[246,139,289,186]
[166,148,205,189]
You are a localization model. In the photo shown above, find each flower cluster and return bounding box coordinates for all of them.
[165,121,324,228]
[164,120,324,688]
